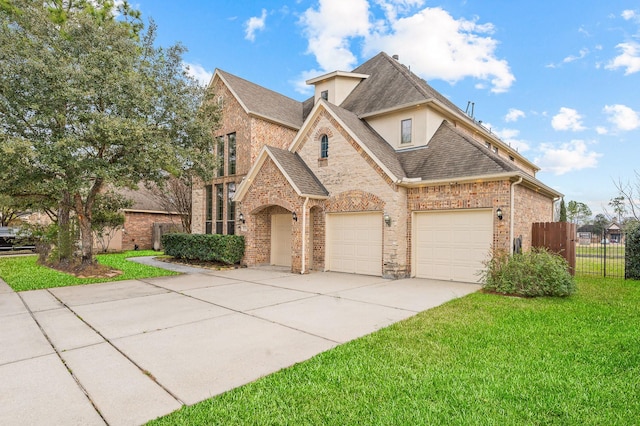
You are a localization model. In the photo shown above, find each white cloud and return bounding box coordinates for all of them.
[596,126,608,135]
[535,140,602,175]
[606,42,640,74]
[297,1,515,94]
[299,0,371,72]
[492,127,530,152]
[621,9,637,20]
[292,68,324,95]
[551,107,586,131]
[245,9,267,42]
[603,104,640,131]
[364,7,514,93]
[183,62,213,86]
[504,108,525,122]
[563,48,589,63]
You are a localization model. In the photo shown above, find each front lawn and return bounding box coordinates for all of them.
[0,251,178,292]
[150,276,640,425]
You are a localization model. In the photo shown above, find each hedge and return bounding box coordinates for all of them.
[161,233,245,265]
[626,226,640,280]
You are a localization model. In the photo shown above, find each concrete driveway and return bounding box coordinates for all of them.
[0,262,479,426]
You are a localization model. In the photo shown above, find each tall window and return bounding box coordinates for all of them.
[320,134,329,158]
[321,90,328,101]
[216,136,224,176]
[215,184,223,234]
[205,185,213,234]
[228,133,236,175]
[227,183,236,235]
[401,119,412,144]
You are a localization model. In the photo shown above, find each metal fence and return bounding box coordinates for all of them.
[575,230,626,278]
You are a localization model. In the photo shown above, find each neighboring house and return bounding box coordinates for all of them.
[95,184,182,251]
[193,52,561,283]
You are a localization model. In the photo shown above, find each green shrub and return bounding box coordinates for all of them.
[162,233,245,265]
[481,248,576,297]
[626,226,640,280]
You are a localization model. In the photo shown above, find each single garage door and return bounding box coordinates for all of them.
[271,214,292,267]
[414,210,493,283]
[327,212,382,275]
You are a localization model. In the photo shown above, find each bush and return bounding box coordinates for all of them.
[626,226,640,280]
[481,248,576,297]
[162,233,245,265]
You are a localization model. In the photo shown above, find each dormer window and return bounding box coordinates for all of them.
[401,119,412,144]
[321,90,328,101]
[320,134,329,158]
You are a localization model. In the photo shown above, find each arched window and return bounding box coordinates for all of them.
[320,134,329,158]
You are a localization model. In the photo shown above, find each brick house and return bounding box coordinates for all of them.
[193,52,561,282]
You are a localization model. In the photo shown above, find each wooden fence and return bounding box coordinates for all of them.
[532,222,576,275]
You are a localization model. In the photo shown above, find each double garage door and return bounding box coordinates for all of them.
[414,210,493,283]
[326,213,382,276]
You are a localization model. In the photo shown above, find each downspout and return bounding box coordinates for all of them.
[510,176,523,255]
[301,197,310,274]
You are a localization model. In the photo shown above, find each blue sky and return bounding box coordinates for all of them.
[136,0,640,217]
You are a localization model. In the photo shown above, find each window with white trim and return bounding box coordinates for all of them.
[401,119,412,144]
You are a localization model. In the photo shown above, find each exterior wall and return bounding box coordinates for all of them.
[122,211,181,250]
[296,109,408,278]
[513,185,555,251]
[250,118,297,163]
[406,180,511,274]
[239,158,302,271]
[192,75,299,236]
[366,106,433,149]
[312,75,364,105]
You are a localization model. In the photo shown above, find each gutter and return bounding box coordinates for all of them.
[300,197,309,274]
[510,176,523,255]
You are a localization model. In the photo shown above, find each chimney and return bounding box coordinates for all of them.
[392,54,399,61]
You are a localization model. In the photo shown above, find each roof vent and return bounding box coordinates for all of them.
[392,54,399,61]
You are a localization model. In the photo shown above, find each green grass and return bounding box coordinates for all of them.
[0,250,179,291]
[150,276,640,425]
[576,245,626,277]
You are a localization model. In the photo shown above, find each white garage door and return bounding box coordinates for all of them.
[271,214,292,267]
[414,210,493,283]
[327,212,382,275]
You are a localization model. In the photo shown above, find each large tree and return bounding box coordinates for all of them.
[0,1,219,265]
[566,200,592,226]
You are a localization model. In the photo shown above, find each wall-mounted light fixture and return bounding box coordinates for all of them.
[238,213,245,224]
[292,212,298,222]
[496,208,503,220]
[383,213,391,226]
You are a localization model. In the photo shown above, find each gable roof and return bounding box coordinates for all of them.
[235,146,328,202]
[340,52,462,116]
[216,69,305,129]
[398,121,520,181]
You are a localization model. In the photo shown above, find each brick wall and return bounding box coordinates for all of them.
[514,184,555,251]
[122,211,181,250]
[296,108,407,277]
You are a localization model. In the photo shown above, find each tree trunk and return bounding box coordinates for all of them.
[74,179,103,266]
[58,192,73,263]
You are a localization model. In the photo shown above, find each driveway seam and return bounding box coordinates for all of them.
[43,289,187,407]
[16,291,109,425]
[140,278,343,345]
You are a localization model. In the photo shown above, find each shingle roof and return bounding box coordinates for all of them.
[217,70,305,129]
[323,102,406,181]
[266,146,329,197]
[341,52,463,116]
[397,121,520,181]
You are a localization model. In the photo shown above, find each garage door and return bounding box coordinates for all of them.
[327,212,382,275]
[271,214,292,267]
[414,210,493,283]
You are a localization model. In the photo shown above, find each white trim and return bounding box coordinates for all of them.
[305,71,369,85]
